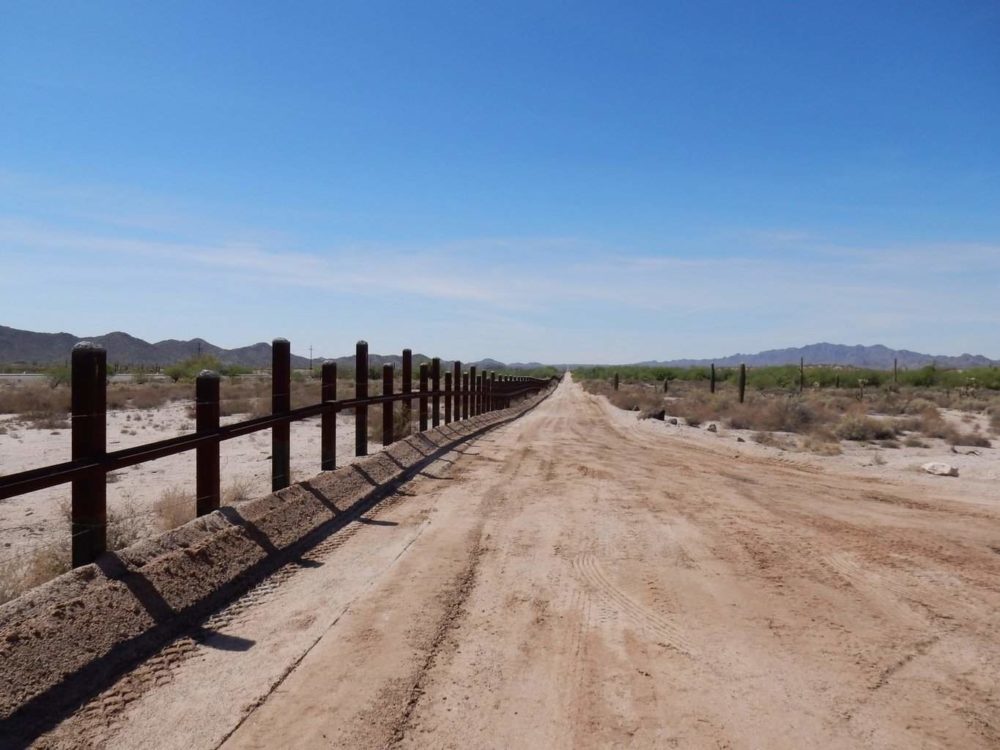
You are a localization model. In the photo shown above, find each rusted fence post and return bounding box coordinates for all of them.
[444,372,453,424]
[799,357,805,394]
[738,363,747,404]
[452,361,461,421]
[432,357,441,428]
[490,372,497,411]
[469,366,478,416]
[401,349,412,432]
[663,378,669,393]
[419,362,429,431]
[613,373,619,391]
[71,342,107,567]
[272,338,291,491]
[710,364,716,394]
[355,340,368,456]
[462,371,470,419]
[321,361,337,471]
[196,370,221,516]
[382,363,394,446]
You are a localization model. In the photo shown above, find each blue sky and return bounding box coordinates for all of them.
[2,1,999,363]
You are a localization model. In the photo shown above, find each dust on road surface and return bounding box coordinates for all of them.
[39,376,1000,749]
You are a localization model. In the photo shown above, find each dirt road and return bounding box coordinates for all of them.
[39,376,1000,749]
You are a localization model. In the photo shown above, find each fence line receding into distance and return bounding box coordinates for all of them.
[0,340,556,567]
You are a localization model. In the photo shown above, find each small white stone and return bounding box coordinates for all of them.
[922,462,959,477]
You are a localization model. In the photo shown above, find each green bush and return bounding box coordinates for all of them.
[164,355,251,382]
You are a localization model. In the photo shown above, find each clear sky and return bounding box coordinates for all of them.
[2,1,998,363]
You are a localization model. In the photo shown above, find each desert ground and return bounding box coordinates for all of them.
[23,374,1000,749]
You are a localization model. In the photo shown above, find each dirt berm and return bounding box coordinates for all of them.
[0,385,555,745]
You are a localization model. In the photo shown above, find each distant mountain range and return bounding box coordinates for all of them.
[0,325,545,372]
[636,343,998,370]
[3,326,993,373]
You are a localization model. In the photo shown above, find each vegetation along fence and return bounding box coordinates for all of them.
[0,339,556,568]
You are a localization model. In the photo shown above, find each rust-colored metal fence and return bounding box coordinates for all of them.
[0,340,555,567]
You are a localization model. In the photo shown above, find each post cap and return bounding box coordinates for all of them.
[356,340,368,346]
[272,337,289,345]
[72,341,105,353]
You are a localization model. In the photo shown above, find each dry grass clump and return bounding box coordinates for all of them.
[988,408,1000,435]
[223,475,257,506]
[368,406,416,444]
[672,392,827,434]
[0,544,70,606]
[752,431,798,450]
[0,383,70,420]
[0,503,148,605]
[802,428,843,455]
[833,414,896,441]
[154,486,197,531]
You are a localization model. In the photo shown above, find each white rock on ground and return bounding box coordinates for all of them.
[922,462,959,477]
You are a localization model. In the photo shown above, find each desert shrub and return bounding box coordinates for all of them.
[368,406,417,443]
[903,435,929,448]
[950,432,991,448]
[752,431,797,450]
[107,507,147,550]
[223,475,257,505]
[802,428,842,455]
[0,544,71,606]
[164,355,252,382]
[0,383,69,419]
[154,486,197,531]
[24,414,71,430]
[834,414,896,441]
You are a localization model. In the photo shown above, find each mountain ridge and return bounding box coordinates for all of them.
[0,325,543,372]
[635,342,998,370]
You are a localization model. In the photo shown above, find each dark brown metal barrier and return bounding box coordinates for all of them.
[0,339,556,566]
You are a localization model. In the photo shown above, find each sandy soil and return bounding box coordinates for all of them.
[651,404,1000,508]
[0,404,384,562]
[22,375,1000,748]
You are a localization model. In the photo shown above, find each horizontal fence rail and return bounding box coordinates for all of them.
[0,339,556,566]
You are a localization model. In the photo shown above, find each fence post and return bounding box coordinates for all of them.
[893,357,898,384]
[469,366,478,416]
[432,357,441,428]
[710,364,716,394]
[452,361,461,421]
[444,372,453,423]
[402,349,412,430]
[739,363,747,404]
[799,357,805,394]
[663,378,669,393]
[196,370,221,516]
[419,362,429,431]
[355,340,368,456]
[490,372,497,411]
[613,373,620,391]
[272,338,291,491]
[71,342,107,567]
[462,371,470,419]
[382,363,394,446]
[321,361,337,471]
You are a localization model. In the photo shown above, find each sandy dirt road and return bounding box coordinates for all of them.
[38,376,1000,749]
